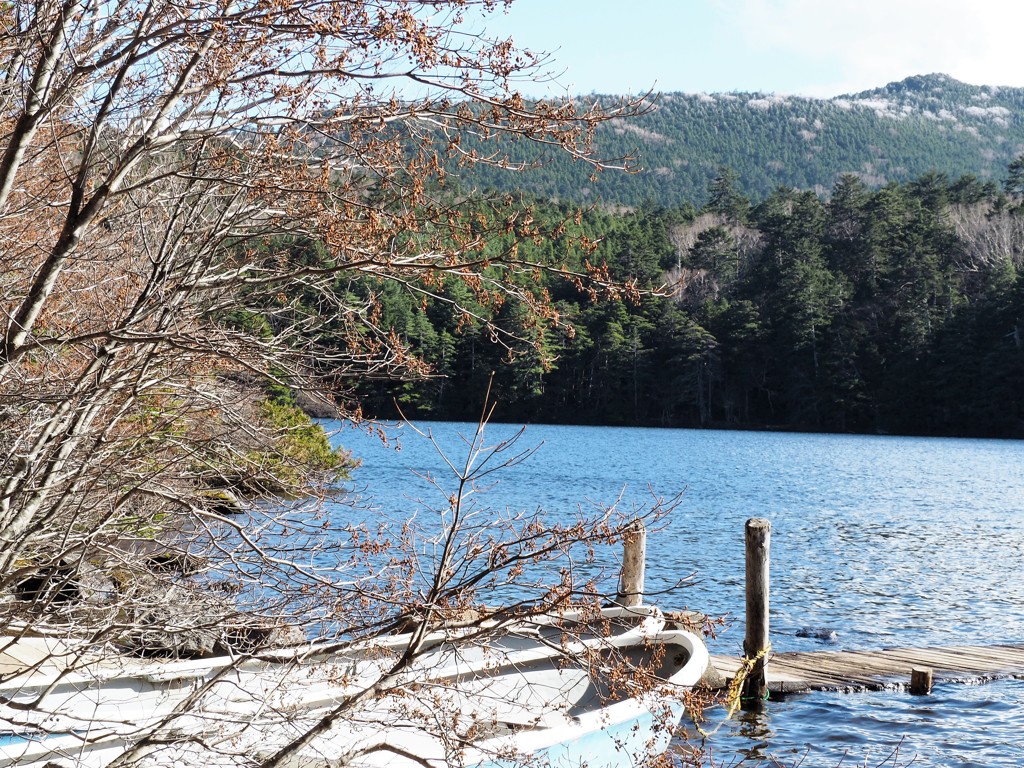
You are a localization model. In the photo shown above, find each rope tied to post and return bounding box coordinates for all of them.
[694,642,772,739]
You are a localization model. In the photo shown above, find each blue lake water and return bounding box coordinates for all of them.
[325,421,1024,767]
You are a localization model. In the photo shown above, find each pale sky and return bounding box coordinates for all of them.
[474,0,1024,98]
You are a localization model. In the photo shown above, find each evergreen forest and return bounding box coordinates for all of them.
[456,74,1024,206]
[335,165,1024,438]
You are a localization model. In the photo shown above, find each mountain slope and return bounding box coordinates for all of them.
[454,74,1024,206]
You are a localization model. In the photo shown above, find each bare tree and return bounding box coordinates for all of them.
[0,0,639,587]
[950,202,1024,273]
[0,3,702,766]
[665,213,763,307]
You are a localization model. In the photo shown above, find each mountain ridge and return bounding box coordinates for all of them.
[456,74,1024,206]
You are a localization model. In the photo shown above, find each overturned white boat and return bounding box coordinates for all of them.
[278,624,707,768]
[0,606,708,768]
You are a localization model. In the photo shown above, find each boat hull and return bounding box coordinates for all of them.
[287,628,707,768]
[0,608,707,768]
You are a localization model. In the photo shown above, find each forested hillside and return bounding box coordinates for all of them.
[273,73,1024,438]
[349,169,1024,438]
[454,74,1024,206]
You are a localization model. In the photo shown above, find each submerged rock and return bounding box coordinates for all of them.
[796,626,839,643]
[200,488,245,516]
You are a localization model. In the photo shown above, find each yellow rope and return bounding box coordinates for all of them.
[695,643,772,739]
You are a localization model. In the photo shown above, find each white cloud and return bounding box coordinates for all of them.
[726,0,1024,96]
[479,1,1024,98]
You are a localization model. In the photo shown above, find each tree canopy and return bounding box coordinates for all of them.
[358,169,1024,438]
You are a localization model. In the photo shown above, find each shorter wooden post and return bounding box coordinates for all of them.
[616,520,646,607]
[742,517,771,709]
[910,667,933,695]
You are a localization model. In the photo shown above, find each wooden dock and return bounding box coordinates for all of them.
[630,520,1024,698]
[708,642,1024,694]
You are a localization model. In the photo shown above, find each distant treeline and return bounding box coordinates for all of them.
[341,165,1024,438]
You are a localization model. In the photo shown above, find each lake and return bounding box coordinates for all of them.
[325,420,1024,767]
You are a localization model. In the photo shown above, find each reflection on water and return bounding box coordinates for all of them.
[690,679,1024,767]
[731,708,775,763]
[325,421,1024,767]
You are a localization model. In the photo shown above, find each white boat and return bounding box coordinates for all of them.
[277,625,708,768]
[0,606,708,768]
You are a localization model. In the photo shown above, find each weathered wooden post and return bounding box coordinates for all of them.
[617,519,646,607]
[742,517,771,709]
[910,667,933,695]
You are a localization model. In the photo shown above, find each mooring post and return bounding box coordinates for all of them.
[742,517,771,709]
[617,519,646,607]
[910,667,933,695]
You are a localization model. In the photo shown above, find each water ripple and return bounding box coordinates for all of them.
[325,421,1024,766]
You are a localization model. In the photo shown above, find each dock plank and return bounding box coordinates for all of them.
[710,642,1024,693]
